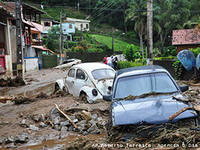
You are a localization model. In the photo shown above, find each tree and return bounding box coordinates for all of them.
[43,26,60,53]
[154,0,191,54]
[126,0,146,55]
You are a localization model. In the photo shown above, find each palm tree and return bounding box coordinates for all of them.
[126,0,146,55]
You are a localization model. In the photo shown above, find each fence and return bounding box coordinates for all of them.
[66,51,122,63]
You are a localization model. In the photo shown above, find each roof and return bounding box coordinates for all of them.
[172,29,200,45]
[65,17,90,23]
[32,45,57,55]
[0,2,15,18]
[31,22,44,32]
[116,65,167,79]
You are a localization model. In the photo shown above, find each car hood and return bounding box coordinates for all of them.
[112,94,197,126]
[95,79,113,96]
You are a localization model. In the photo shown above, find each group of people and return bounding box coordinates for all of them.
[103,55,118,69]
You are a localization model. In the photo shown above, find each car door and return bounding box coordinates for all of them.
[65,68,76,95]
[72,69,88,97]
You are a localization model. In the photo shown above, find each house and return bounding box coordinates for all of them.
[172,29,200,53]
[64,17,90,32]
[0,2,15,77]
[41,18,59,34]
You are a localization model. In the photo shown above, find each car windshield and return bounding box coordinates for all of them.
[92,68,115,80]
[114,72,178,99]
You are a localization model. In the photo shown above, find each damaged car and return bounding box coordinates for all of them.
[56,62,115,103]
[103,65,197,130]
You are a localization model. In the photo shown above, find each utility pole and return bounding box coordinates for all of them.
[147,0,153,65]
[77,0,80,12]
[16,0,23,77]
[59,11,63,64]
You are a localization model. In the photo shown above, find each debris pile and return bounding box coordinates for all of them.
[0,76,25,87]
[47,104,106,135]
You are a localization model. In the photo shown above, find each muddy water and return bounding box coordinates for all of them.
[18,133,106,150]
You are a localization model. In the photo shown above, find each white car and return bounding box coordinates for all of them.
[56,62,116,103]
[54,59,81,69]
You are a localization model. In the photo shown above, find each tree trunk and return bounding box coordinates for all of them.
[160,33,164,54]
[139,34,144,59]
[147,0,153,59]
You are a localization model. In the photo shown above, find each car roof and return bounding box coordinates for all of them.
[116,65,167,78]
[72,62,114,72]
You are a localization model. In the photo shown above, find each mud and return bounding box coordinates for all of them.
[0,79,200,149]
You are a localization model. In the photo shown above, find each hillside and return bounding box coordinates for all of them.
[89,34,133,52]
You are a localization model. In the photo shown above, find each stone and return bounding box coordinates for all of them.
[0,137,5,144]
[29,125,39,131]
[15,133,29,143]
[89,119,97,126]
[69,115,76,120]
[54,125,61,131]
[60,120,70,126]
[61,126,68,132]
[32,114,40,122]
[39,114,45,122]
[39,122,47,128]
[53,116,61,125]
[5,136,15,144]
[91,114,98,120]
[82,131,88,136]
[73,119,78,123]
[5,143,16,148]
[20,119,28,127]
[68,126,73,131]
[87,124,100,134]
[81,110,92,121]
[97,117,103,122]
[50,107,60,120]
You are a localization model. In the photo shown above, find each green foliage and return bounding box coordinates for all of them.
[124,44,141,61]
[153,56,177,61]
[118,61,143,69]
[89,34,130,52]
[161,46,177,57]
[42,26,59,53]
[189,47,200,57]
[172,60,184,80]
[66,41,77,48]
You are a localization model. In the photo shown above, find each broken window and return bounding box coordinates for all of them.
[76,69,85,80]
[68,69,75,78]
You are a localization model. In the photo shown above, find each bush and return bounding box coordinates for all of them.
[172,60,184,80]
[118,61,143,69]
[67,41,77,48]
[124,44,141,61]
[87,48,104,52]
[189,47,200,57]
[153,56,177,61]
[161,46,177,57]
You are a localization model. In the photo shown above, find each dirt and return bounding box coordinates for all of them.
[0,76,25,87]
[1,80,200,150]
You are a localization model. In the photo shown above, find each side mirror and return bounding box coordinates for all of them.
[103,95,112,101]
[179,85,189,92]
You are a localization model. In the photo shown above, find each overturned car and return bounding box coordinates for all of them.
[103,65,197,129]
[56,62,115,103]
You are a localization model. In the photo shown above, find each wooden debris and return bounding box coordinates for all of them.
[55,104,78,129]
[169,107,192,121]
[0,96,14,103]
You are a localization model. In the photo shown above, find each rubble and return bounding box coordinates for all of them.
[29,125,39,131]
[0,76,25,87]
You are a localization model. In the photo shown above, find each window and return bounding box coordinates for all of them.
[69,24,72,29]
[86,24,89,29]
[76,69,86,80]
[92,69,115,80]
[80,24,83,30]
[44,22,50,27]
[68,69,75,77]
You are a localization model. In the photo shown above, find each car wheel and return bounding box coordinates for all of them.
[79,93,88,103]
[63,86,69,94]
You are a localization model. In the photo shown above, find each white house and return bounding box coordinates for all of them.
[64,17,90,31]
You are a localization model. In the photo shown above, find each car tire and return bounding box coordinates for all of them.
[79,93,88,103]
[54,83,60,92]
[106,115,112,136]
[63,86,69,94]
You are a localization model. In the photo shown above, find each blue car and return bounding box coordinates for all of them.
[103,65,197,129]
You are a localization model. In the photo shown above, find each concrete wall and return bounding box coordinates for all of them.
[24,57,39,72]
